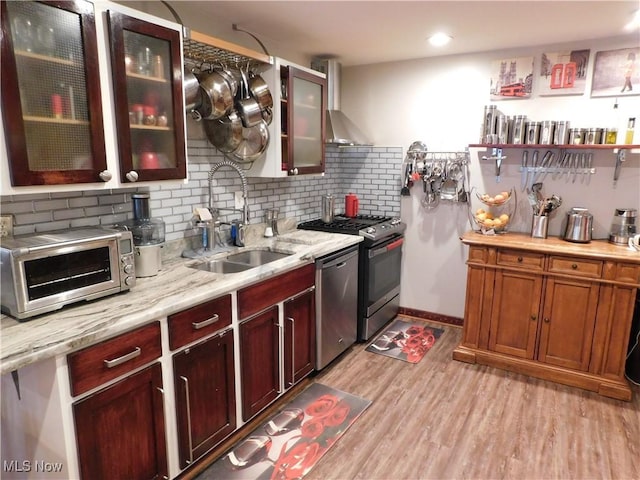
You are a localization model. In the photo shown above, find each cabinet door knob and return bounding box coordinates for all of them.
[571,263,578,269]
[289,167,299,175]
[125,170,139,182]
[530,314,537,321]
[517,256,523,262]
[98,170,112,182]
[544,317,550,323]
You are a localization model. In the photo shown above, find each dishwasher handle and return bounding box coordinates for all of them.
[316,245,359,269]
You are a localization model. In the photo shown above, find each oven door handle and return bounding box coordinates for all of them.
[369,237,404,258]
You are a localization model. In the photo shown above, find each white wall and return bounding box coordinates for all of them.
[341,35,640,318]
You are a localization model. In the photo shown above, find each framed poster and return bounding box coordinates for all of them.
[539,50,590,96]
[489,56,534,100]
[591,47,640,97]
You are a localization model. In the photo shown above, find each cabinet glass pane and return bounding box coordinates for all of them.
[6,1,93,171]
[292,77,322,168]
[123,31,176,171]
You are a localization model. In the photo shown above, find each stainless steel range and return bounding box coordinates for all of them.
[298,214,406,342]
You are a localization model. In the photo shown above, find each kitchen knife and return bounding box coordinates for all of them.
[586,153,593,185]
[529,150,539,189]
[521,150,529,191]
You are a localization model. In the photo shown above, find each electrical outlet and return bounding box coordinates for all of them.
[0,214,13,238]
[234,191,244,210]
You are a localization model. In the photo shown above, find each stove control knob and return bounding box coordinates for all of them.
[366,227,376,234]
[390,218,401,225]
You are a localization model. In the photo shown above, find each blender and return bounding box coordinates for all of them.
[124,193,165,277]
[608,208,637,245]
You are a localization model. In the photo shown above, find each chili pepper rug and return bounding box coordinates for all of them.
[365,318,444,363]
[197,383,371,480]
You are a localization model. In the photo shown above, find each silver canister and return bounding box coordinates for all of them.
[510,115,527,144]
[482,105,498,143]
[321,194,335,223]
[539,121,555,145]
[568,128,584,145]
[496,114,509,144]
[554,121,570,144]
[584,128,602,145]
[526,121,541,144]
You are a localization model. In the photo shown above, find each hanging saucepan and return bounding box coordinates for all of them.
[203,110,244,153]
[248,71,273,110]
[184,67,202,116]
[231,119,270,162]
[216,63,238,98]
[195,70,234,120]
[261,106,273,125]
[236,67,263,128]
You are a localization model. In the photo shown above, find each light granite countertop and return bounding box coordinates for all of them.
[0,230,362,375]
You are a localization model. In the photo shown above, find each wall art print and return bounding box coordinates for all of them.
[538,49,590,96]
[591,47,640,97]
[489,56,534,100]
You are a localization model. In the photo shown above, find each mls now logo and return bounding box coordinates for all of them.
[3,460,64,473]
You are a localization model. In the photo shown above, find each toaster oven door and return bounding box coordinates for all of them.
[14,239,121,317]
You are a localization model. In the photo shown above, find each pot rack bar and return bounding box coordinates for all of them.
[183,28,273,72]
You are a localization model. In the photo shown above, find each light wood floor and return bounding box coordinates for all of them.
[304,318,640,480]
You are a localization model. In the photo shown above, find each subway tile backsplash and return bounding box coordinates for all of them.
[0,144,402,241]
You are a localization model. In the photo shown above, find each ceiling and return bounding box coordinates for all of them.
[164,1,640,66]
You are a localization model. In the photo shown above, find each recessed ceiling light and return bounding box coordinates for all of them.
[428,32,452,47]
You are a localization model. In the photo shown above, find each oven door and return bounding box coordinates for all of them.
[360,235,403,338]
[12,239,121,318]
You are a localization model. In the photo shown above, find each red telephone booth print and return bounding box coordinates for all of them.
[550,64,564,89]
[562,62,576,88]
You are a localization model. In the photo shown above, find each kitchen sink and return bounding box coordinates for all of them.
[188,248,293,274]
[225,249,291,266]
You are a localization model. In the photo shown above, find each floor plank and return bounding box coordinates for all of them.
[305,318,640,480]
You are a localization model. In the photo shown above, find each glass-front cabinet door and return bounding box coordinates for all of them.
[107,10,186,183]
[1,0,108,186]
[280,65,326,175]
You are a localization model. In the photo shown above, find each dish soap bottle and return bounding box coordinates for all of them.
[625,117,636,144]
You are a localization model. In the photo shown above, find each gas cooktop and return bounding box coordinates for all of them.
[297,214,405,242]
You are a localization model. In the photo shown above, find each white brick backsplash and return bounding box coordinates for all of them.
[0,145,402,241]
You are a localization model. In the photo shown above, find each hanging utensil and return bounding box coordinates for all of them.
[586,152,593,185]
[529,150,539,189]
[521,150,529,191]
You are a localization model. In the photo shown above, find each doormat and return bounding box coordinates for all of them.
[366,318,444,363]
[197,383,371,480]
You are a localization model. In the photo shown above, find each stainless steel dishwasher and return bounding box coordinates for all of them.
[315,245,359,369]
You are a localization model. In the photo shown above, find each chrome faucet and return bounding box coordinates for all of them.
[208,160,249,246]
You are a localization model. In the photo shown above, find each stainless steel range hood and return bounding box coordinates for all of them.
[311,59,372,146]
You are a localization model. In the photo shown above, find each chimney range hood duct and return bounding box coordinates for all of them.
[311,59,371,146]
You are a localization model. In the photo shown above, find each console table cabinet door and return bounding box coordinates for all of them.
[488,269,543,359]
[537,277,599,372]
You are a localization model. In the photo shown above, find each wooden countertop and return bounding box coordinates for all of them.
[461,231,640,264]
[0,231,362,375]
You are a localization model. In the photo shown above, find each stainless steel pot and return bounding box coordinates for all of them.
[248,71,273,110]
[563,207,593,243]
[231,120,270,162]
[236,67,263,128]
[203,111,243,153]
[196,70,234,120]
[184,68,202,114]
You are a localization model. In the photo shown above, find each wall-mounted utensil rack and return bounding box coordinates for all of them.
[471,144,639,183]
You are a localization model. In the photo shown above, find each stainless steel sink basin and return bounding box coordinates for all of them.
[225,249,291,266]
[188,248,293,274]
[191,260,255,274]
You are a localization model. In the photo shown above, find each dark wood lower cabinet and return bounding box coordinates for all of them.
[173,329,236,469]
[240,306,280,421]
[73,363,167,480]
[284,289,316,387]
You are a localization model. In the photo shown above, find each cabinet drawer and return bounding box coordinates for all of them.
[168,294,232,350]
[68,322,162,396]
[496,249,544,271]
[548,256,603,278]
[468,246,489,264]
[238,264,315,320]
[613,263,640,284]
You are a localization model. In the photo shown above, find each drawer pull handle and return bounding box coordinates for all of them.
[530,314,537,321]
[571,263,578,269]
[517,256,523,262]
[192,314,219,330]
[103,347,141,368]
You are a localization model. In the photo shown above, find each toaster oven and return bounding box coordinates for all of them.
[1,228,136,320]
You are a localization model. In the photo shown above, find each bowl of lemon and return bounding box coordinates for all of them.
[474,209,511,233]
[475,190,512,206]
